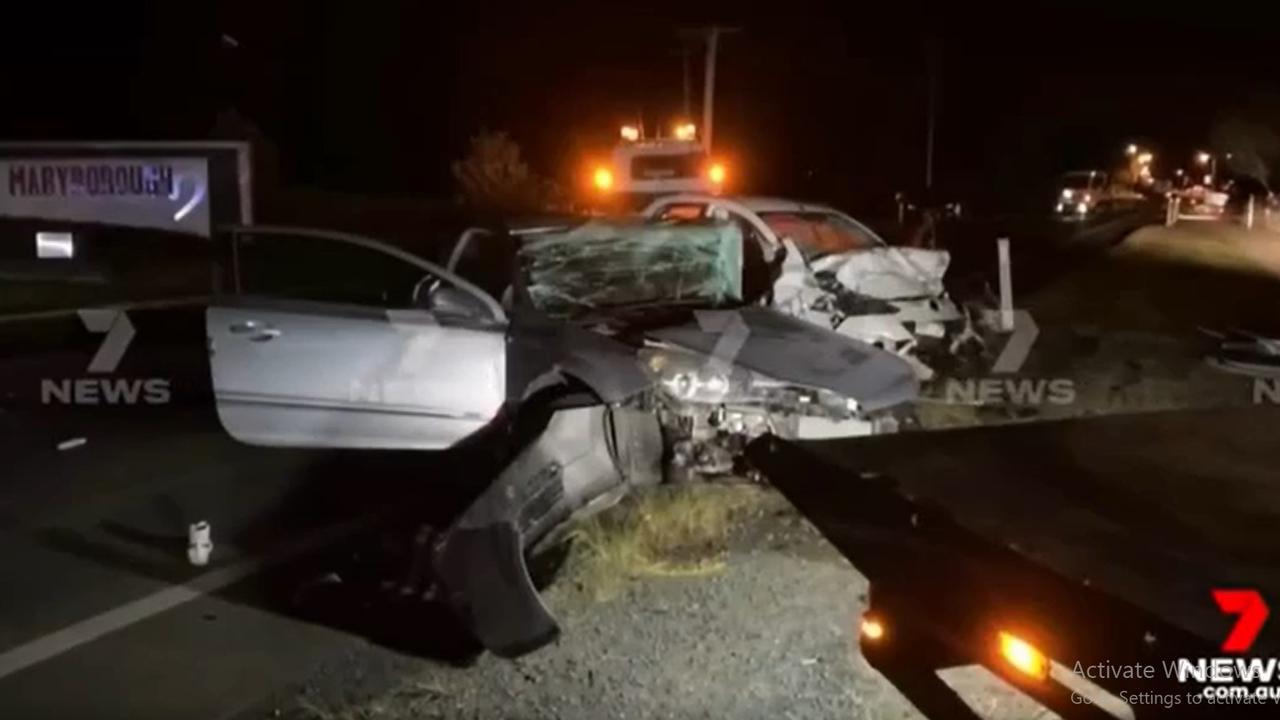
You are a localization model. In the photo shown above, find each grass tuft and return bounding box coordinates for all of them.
[564,484,768,601]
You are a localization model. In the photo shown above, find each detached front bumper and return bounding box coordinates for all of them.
[432,404,661,657]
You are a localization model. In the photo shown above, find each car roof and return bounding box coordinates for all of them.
[732,196,841,214]
[654,194,841,216]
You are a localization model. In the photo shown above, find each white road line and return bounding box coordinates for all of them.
[0,515,376,681]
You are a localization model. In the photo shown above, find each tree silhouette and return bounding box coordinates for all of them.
[452,131,563,212]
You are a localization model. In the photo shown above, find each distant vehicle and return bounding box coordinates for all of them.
[1054,169,1148,219]
[1172,183,1229,220]
[1053,170,1108,217]
[588,124,728,207]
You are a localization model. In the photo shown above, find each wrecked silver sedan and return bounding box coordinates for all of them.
[432,220,916,654]
[206,222,916,656]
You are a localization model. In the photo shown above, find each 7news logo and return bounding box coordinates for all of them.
[1216,589,1270,654]
[40,309,171,406]
[1165,590,1275,689]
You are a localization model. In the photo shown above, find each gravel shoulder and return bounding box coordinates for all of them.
[252,488,1050,720]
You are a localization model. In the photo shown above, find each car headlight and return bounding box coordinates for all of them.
[640,348,749,403]
[638,348,863,418]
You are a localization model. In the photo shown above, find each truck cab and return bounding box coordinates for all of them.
[588,124,727,209]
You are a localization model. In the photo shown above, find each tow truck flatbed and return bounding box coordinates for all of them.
[748,405,1280,719]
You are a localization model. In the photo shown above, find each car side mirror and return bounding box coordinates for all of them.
[768,238,790,272]
[425,284,492,321]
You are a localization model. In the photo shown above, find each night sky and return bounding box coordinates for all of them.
[4,2,1278,215]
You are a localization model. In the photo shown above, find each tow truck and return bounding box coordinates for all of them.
[747,405,1280,719]
[587,123,728,209]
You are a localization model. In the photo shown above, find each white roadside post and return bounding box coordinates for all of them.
[997,237,1014,332]
[187,521,213,566]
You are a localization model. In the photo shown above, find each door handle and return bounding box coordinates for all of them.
[229,320,266,334]
[229,321,281,342]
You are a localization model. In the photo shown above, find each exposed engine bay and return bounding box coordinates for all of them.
[636,343,903,480]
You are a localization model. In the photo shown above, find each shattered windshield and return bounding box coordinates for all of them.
[518,220,743,317]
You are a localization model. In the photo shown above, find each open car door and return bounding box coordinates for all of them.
[208,227,507,450]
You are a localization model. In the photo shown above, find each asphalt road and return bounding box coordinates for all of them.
[0,406,479,720]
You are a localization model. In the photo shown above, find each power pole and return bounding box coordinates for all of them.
[702,27,720,153]
[682,46,692,119]
[680,25,737,153]
[669,41,693,121]
[924,41,938,191]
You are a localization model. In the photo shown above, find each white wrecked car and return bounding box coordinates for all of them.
[642,195,963,379]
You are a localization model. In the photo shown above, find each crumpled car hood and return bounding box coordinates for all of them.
[810,246,950,300]
[646,306,918,412]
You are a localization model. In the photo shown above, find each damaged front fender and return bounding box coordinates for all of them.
[432,403,661,657]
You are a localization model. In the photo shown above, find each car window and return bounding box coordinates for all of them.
[723,213,775,302]
[0,220,215,316]
[448,230,517,300]
[759,211,878,256]
[234,232,432,309]
[725,213,769,252]
[656,203,708,221]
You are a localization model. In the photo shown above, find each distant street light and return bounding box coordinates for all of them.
[1126,143,1139,156]
[1195,151,1216,184]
